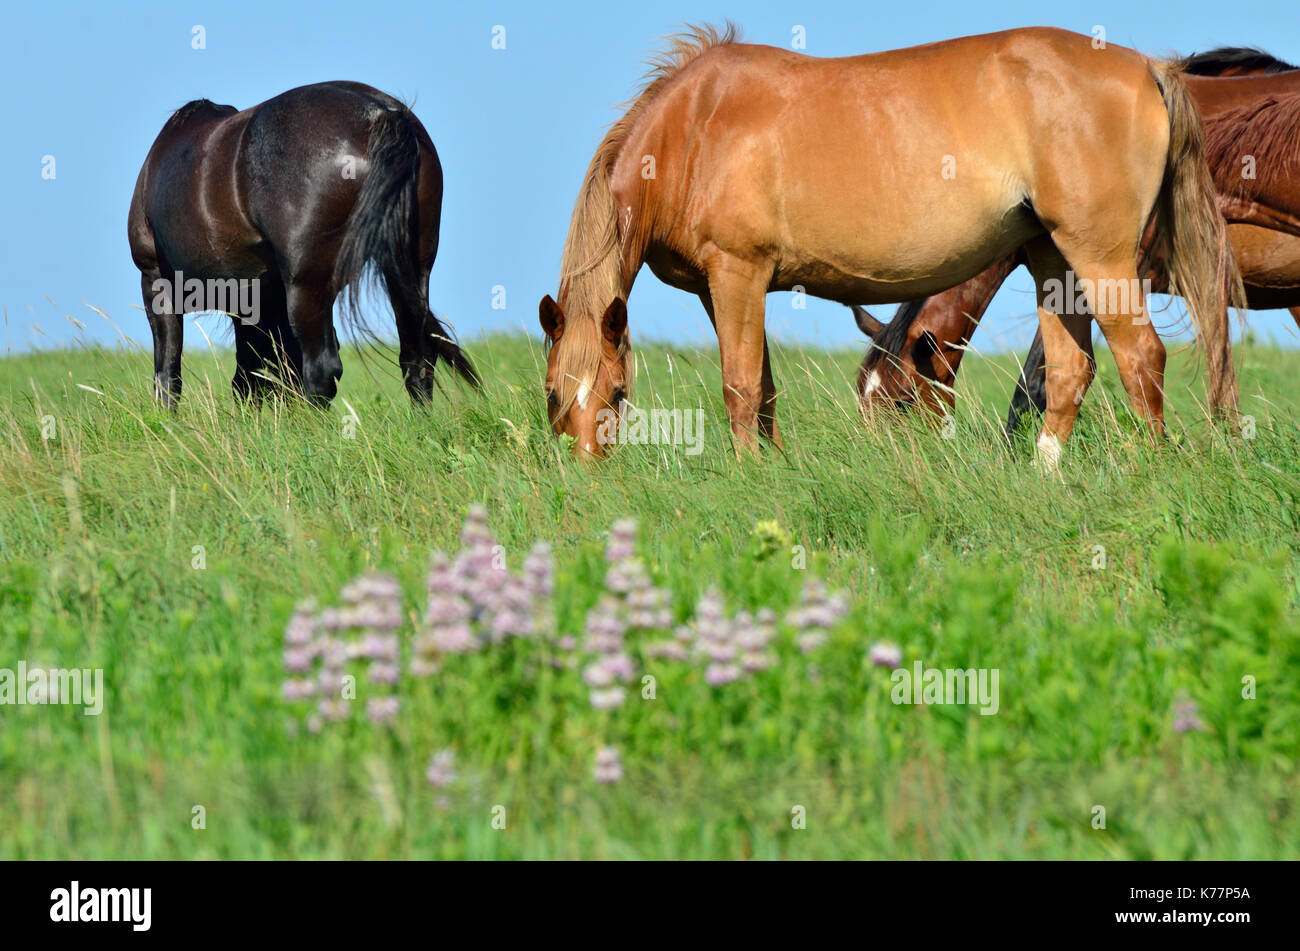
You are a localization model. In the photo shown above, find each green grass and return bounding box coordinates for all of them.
[1,326,1299,858]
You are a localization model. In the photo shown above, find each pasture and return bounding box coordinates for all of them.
[1,329,1298,858]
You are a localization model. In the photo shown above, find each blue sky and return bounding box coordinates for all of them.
[2,0,1298,358]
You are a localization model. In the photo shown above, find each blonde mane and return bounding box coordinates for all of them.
[550,22,740,416]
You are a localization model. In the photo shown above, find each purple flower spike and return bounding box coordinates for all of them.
[589,687,627,710]
[460,504,492,549]
[869,643,903,669]
[524,542,554,599]
[606,519,638,563]
[646,640,689,661]
[1173,698,1205,734]
[705,663,742,686]
[583,662,616,688]
[317,698,350,723]
[284,600,319,647]
[365,696,400,724]
[427,622,481,655]
[281,678,316,701]
[368,662,401,685]
[426,551,457,595]
[427,750,457,788]
[282,647,314,673]
[797,632,828,654]
[408,657,440,677]
[594,746,623,783]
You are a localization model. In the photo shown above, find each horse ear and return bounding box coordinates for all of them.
[913,330,959,380]
[912,330,941,361]
[851,305,884,339]
[539,295,564,340]
[601,297,627,345]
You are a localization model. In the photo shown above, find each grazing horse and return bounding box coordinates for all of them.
[852,47,1300,438]
[128,81,476,408]
[539,25,1240,466]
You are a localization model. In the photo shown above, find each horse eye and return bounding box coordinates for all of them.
[611,387,626,406]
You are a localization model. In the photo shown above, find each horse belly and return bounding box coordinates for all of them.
[152,228,269,282]
[774,175,1037,304]
[1232,225,1300,288]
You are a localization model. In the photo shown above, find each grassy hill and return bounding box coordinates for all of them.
[1,332,1297,858]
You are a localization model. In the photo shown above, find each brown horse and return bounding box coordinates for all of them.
[539,25,1239,465]
[854,47,1300,436]
[128,81,476,408]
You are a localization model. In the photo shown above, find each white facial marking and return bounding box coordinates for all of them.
[576,377,592,410]
[1036,432,1063,472]
[862,370,882,398]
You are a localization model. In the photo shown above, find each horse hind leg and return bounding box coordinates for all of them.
[284,279,342,407]
[140,270,183,408]
[385,264,437,404]
[1069,256,1166,438]
[1024,239,1098,469]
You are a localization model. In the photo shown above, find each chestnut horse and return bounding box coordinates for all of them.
[539,25,1240,466]
[129,81,476,408]
[852,47,1300,438]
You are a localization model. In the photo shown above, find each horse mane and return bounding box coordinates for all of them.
[165,99,238,129]
[1183,47,1297,76]
[551,22,740,416]
[1203,93,1300,196]
[862,299,926,370]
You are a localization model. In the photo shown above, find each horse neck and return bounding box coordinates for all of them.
[928,252,1022,346]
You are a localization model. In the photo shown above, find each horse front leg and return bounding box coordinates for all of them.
[704,254,776,455]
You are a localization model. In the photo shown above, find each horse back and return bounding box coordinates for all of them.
[130,82,441,284]
[612,27,1167,301]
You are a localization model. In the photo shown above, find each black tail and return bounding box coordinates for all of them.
[1004,328,1047,445]
[332,106,478,386]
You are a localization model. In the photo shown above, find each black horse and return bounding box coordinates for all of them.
[128,81,477,407]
